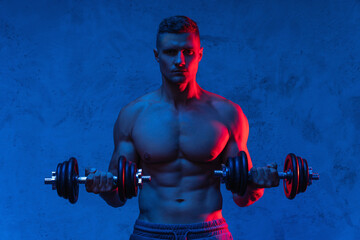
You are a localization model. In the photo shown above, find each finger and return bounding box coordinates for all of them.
[250,168,258,182]
[269,168,278,177]
[263,167,274,188]
[273,170,280,187]
[265,167,272,178]
[85,172,94,192]
[266,166,279,187]
[101,172,109,191]
[258,167,266,186]
[94,171,102,188]
[267,162,277,170]
[250,167,258,178]
[106,172,114,191]
[93,186,99,194]
[258,167,265,178]
[264,167,273,187]
[85,167,97,176]
[92,172,102,194]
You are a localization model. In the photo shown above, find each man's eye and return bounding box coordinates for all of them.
[165,50,177,55]
[184,50,194,55]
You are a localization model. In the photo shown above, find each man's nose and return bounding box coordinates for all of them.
[174,51,185,66]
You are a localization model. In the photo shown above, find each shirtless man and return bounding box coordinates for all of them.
[86,16,279,239]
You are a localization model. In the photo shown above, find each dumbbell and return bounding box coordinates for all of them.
[214,151,319,199]
[44,156,151,204]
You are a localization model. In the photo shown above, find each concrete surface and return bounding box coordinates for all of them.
[1,0,359,239]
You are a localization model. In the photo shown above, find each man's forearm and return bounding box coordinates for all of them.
[100,189,126,208]
[232,184,264,207]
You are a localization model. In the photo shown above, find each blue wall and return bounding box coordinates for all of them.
[1,0,359,239]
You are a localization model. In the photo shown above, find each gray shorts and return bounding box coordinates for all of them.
[129,217,233,240]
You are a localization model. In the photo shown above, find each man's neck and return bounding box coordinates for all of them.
[159,77,203,108]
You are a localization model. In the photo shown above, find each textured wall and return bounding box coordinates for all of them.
[1,0,359,239]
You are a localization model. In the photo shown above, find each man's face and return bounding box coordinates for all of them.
[154,32,203,85]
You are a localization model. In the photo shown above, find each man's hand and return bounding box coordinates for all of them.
[85,168,115,194]
[249,163,280,188]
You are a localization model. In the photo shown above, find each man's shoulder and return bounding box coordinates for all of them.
[114,92,157,136]
[118,91,158,120]
[205,90,248,136]
[204,90,244,119]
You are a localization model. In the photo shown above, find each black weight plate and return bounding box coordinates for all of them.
[303,158,309,193]
[300,157,307,193]
[234,154,244,195]
[297,156,304,194]
[125,161,132,199]
[58,161,66,198]
[225,158,234,191]
[233,156,241,195]
[124,160,128,198]
[240,151,248,196]
[117,156,127,203]
[230,157,236,193]
[283,153,299,199]
[67,157,79,204]
[66,158,74,203]
[56,162,62,197]
[73,158,79,203]
[61,160,69,199]
[126,161,133,199]
[124,160,130,198]
[130,162,136,197]
[224,158,229,190]
[133,163,138,196]
[238,153,248,196]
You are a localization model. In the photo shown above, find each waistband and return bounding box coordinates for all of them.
[134,217,228,231]
[132,218,230,239]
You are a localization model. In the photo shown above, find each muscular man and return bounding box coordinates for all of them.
[86,16,279,239]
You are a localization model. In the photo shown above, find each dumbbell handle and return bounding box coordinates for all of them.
[278,168,319,181]
[213,169,291,179]
[44,169,151,186]
[278,171,292,179]
[214,168,319,183]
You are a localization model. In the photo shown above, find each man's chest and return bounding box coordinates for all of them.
[131,103,230,164]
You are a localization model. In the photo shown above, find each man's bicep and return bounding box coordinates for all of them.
[108,139,140,175]
[221,104,253,170]
[222,103,265,205]
[108,108,140,176]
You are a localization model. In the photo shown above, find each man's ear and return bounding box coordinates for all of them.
[198,47,203,62]
[154,48,159,62]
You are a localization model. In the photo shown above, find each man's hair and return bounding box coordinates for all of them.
[156,16,200,49]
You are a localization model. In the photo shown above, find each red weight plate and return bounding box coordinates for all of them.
[283,153,299,199]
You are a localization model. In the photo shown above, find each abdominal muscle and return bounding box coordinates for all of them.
[136,158,224,224]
